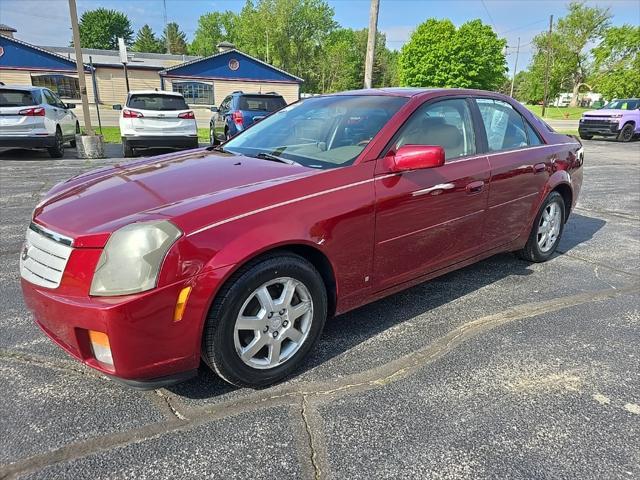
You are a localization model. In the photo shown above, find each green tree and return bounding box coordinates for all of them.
[592,25,640,99]
[76,8,133,49]
[132,24,164,53]
[162,22,189,55]
[525,2,611,106]
[398,19,507,90]
[190,11,238,56]
[232,0,337,92]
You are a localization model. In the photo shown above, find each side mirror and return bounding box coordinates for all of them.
[65,103,76,109]
[210,106,219,112]
[385,145,445,172]
[112,104,122,111]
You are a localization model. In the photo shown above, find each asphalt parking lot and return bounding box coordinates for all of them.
[0,139,639,479]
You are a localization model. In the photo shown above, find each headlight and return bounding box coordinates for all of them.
[90,220,182,296]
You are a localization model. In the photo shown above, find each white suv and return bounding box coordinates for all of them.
[114,90,198,157]
[0,85,80,158]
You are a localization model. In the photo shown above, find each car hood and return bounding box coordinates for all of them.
[583,109,624,117]
[33,148,315,247]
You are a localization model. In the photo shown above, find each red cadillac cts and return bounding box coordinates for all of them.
[20,88,583,388]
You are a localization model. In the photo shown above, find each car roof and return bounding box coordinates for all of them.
[0,85,40,92]
[232,92,284,97]
[128,90,184,96]
[327,87,512,98]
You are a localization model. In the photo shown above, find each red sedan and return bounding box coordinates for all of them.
[20,89,583,388]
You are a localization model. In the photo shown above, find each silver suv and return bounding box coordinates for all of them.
[0,85,80,158]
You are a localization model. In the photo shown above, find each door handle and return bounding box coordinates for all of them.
[412,183,455,197]
[465,180,484,194]
[534,163,546,173]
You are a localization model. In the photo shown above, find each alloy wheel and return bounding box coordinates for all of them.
[233,277,313,369]
[537,201,562,252]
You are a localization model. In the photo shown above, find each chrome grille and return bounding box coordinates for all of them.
[20,223,73,288]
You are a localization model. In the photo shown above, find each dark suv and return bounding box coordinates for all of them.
[209,91,287,144]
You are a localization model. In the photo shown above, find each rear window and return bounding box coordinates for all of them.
[127,94,188,111]
[238,95,286,112]
[0,89,38,107]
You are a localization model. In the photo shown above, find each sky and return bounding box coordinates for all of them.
[1,0,639,75]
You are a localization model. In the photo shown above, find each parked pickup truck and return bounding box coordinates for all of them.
[578,98,639,142]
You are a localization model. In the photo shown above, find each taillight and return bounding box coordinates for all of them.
[231,111,244,126]
[178,111,195,119]
[18,107,45,116]
[123,109,143,118]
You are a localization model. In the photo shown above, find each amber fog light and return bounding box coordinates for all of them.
[88,330,114,367]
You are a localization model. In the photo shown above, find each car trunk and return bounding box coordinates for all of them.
[238,95,286,128]
[0,89,45,135]
[125,94,196,135]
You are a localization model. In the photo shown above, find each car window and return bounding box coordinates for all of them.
[224,95,408,169]
[238,95,286,112]
[476,98,529,152]
[43,90,58,106]
[127,94,188,111]
[392,98,476,161]
[0,89,37,107]
[221,96,232,112]
[525,122,544,145]
[602,99,639,110]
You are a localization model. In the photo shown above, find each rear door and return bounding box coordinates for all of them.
[214,96,232,139]
[48,90,75,136]
[125,93,196,136]
[0,89,45,137]
[42,89,69,134]
[473,97,551,248]
[373,97,490,290]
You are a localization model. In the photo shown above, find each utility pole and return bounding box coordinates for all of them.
[541,15,553,118]
[509,37,520,98]
[163,0,170,54]
[68,0,93,135]
[364,0,380,89]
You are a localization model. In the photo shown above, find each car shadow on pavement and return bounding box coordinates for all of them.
[168,212,607,399]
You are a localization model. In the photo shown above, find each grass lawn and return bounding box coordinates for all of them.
[85,126,210,144]
[524,105,589,120]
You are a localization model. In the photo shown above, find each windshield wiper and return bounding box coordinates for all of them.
[254,152,300,166]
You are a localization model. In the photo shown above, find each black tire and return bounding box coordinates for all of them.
[122,139,134,158]
[579,133,593,140]
[69,123,80,148]
[518,191,566,263]
[202,253,328,388]
[224,128,231,142]
[618,123,635,142]
[47,127,64,158]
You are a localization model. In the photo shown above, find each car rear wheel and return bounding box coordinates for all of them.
[69,123,80,148]
[618,123,635,142]
[209,125,219,145]
[122,139,134,158]
[518,191,565,262]
[579,133,593,140]
[202,253,327,388]
[47,127,64,158]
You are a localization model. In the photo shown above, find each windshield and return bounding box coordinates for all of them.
[223,95,408,169]
[127,94,188,111]
[0,89,38,107]
[238,95,286,112]
[601,99,639,110]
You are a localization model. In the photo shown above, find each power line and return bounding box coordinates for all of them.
[480,0,497,31]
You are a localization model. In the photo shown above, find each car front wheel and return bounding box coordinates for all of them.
[202,253,327,388]
[618,123,635,142]
[518,191,566,262]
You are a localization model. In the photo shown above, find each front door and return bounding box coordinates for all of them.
[373,97,490,291]
[473,98,551,248]
[215,96,231,140]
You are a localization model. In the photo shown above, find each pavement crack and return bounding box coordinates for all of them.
[0,349,107,381]
[301,395,322,480]
[154,390,187,420]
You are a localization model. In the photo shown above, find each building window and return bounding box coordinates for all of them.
[172,81,213,105]
[31,74,80,99]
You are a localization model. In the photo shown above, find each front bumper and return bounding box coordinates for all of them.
[123,135,199,149]
[20,266,230,387]
[579,120,620,136]
[0,135,56,149]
